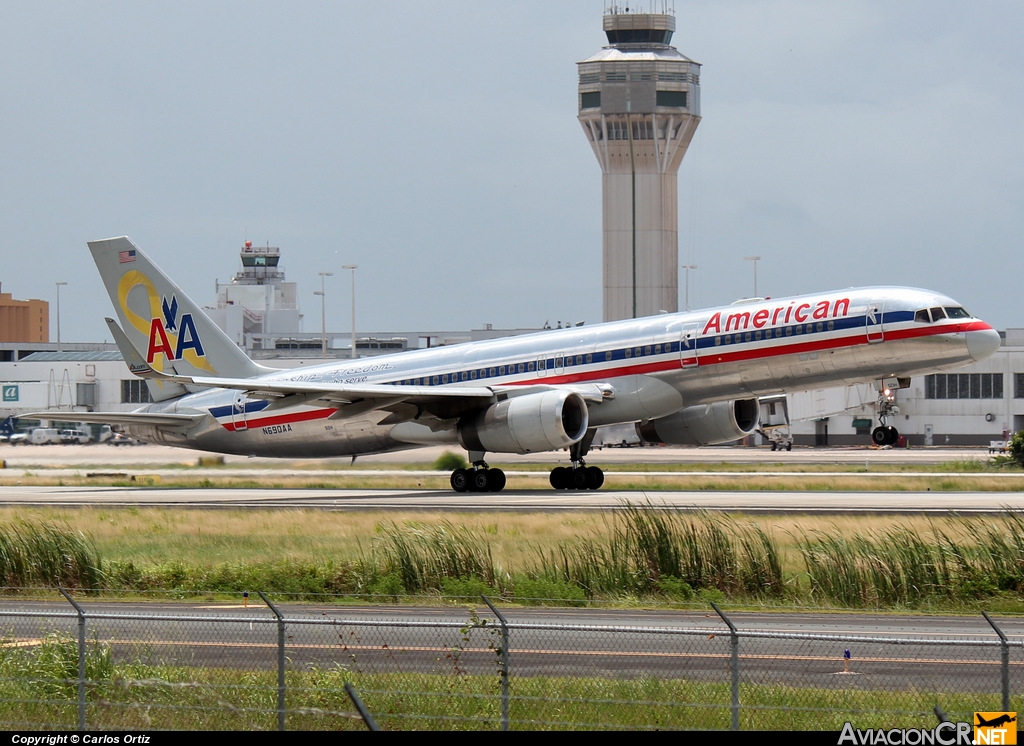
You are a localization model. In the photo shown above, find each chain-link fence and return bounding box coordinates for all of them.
[0,592,1018,730]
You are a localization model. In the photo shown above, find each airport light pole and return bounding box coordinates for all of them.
[55,281,67,350]
[316,271,332,358]
[681,264,697,311]
[343,265,357,359]
[743,256,761,297]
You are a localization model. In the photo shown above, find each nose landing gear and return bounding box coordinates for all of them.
[871,382,902,447]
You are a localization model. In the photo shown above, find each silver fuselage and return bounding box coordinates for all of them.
[123,286,1000,458]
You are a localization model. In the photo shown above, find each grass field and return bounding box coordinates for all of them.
[5,503,1024,611]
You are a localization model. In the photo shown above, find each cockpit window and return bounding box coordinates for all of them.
[945,306,970,319]
[915,309,931,323]
[929,307,946,321]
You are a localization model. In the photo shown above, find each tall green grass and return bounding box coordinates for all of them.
[0,522,101,590]
[14,510,1024,609]
[531,506,784,599]
[366,520,502,595]
[799,513,1024,606]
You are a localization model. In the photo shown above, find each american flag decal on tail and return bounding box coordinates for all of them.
[119,249,136,263]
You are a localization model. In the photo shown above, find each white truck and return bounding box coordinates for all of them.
[28,428,62,445]
[59,428,92,444]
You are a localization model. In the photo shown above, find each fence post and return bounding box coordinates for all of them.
[58,587,86,731]
[711,602,740,731]
[482,596,510,731]
[258,592,286,731]
[982,611,1010,711]
[345,683,381,731]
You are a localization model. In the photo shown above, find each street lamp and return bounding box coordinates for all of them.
[342,265,357,359]
[681,264,697,311]
[316,271,333,358]
[55,281,67,350]
[743,256,761,297]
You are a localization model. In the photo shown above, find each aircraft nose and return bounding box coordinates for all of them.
[967,326,1001,362]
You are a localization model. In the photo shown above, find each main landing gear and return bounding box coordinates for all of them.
[450,458,506,493]
[446,434,607,493]
[549,465,604,490]
[549,434,604,491]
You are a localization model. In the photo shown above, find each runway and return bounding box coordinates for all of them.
[1,485,1023,513]
[1,442,1019,513]
[3,601,1019,694]
[0,442,1001,467]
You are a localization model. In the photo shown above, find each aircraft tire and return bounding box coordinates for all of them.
[470,469,490,492]
[585,466,604,490]
[885,426,899,446]
[871,427,888,446]
[571,467,589,490]
[549,467,569,490]
[487,468,506,492]
[450,469,469,493]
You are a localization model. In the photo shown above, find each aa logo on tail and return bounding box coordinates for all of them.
[146,294,206,364]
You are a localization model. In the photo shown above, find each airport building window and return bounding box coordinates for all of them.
[580,91,601,109]
[121,379,151,404]
[656,90,687,108]
[925,373,1003,399]
[605,29,673,44]
[1015,373,1024,398]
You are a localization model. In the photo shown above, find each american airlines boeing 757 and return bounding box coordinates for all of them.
[56,236,1001,492]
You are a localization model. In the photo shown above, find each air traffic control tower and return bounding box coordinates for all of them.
[578,7,701,321]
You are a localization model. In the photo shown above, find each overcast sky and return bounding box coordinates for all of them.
[2,1,1022,343]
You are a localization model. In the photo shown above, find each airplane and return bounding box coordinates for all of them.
[40,236,1001,493]
[0,416,16,442]
[976,714,1017,729]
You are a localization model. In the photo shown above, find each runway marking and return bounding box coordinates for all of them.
[0,639,42,649]
[3,636,1010,668]
[194,604,261,610]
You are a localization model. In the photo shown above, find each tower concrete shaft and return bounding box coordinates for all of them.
[578,9,701,321]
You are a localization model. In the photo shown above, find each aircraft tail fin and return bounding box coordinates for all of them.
[104,317,190,402]
[89,236,269,381]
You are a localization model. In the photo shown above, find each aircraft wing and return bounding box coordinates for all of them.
[23,411,205,429]
[103,314,498,420]
[102,314,603,424]
[182,374,497,404]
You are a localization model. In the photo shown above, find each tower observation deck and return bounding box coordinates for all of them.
[208,241,301,352]
[578,7,701,321]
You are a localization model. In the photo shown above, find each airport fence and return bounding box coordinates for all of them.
[0,592,1019,731]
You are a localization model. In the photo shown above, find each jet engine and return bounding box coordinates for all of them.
[459,390,589,454]
[637,399,759,446]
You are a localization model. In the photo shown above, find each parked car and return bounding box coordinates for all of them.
[59,428,92,444]
[108,432,141,446]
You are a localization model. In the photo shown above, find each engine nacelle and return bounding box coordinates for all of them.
[637,398,759,446]
[459,390,589,454]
